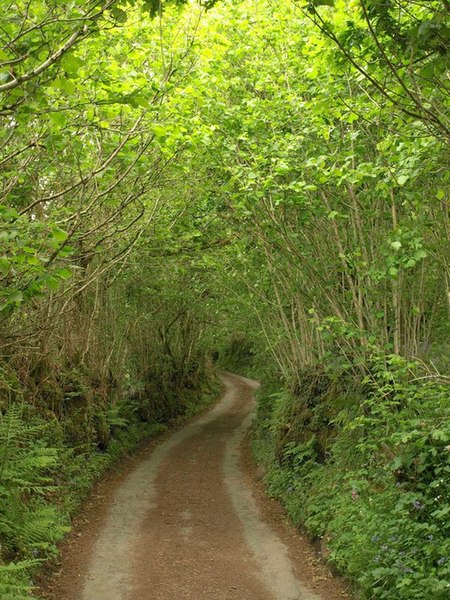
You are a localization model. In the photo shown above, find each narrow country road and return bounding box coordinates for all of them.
[42,373,349,600]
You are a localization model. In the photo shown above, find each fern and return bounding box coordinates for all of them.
[19,506,70,546]
[0,403,68,595]
[0,560,37,600]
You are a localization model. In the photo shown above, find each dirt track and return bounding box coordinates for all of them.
[40,373,349,600]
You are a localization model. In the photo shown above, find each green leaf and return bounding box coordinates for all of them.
[51,228,69,243]
[55,267,72,279]
[0,257,10,276]
[45,276,59,291]
[50,78,76,95]
[153,125,167,138]
[61,55,84,75]
[112,7,128,23]
[8,290,23,304]
[48,112,67,127]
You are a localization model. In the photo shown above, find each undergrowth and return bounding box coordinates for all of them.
[0,364,219,599]
[253,354,450,599]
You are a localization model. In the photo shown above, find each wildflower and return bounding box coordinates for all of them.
[412,500,423,510]
[438,557,448,566]
[351,489,359,501]
[371,535,380,543]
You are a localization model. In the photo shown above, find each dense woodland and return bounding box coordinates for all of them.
[0,1,449,598]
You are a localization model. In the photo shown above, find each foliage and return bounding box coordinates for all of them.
[0,0,449,597]
[301,0,450,141]
[0,2,219,595]
[0,364,217,596]
[143,0,448,387]
[217,332,255,373]
[0,404,68,596]
[254,356,450,599]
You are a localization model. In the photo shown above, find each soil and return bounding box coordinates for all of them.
[37,372,350,600]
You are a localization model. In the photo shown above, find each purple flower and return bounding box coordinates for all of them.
[412,500,423,510]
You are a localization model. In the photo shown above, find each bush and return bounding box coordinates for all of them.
[0,359,218,598]
[254,356,450,599]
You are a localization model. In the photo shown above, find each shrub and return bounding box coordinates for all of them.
[254,356,450,599]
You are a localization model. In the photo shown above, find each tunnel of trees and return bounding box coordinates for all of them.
[0,0,449,598]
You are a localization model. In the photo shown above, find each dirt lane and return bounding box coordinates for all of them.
[41,373,349,600]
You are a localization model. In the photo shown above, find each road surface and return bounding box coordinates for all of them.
[40,373,349,600]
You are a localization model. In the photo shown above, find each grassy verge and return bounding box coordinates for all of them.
[0,369,220,600]
[253,356,450,599]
